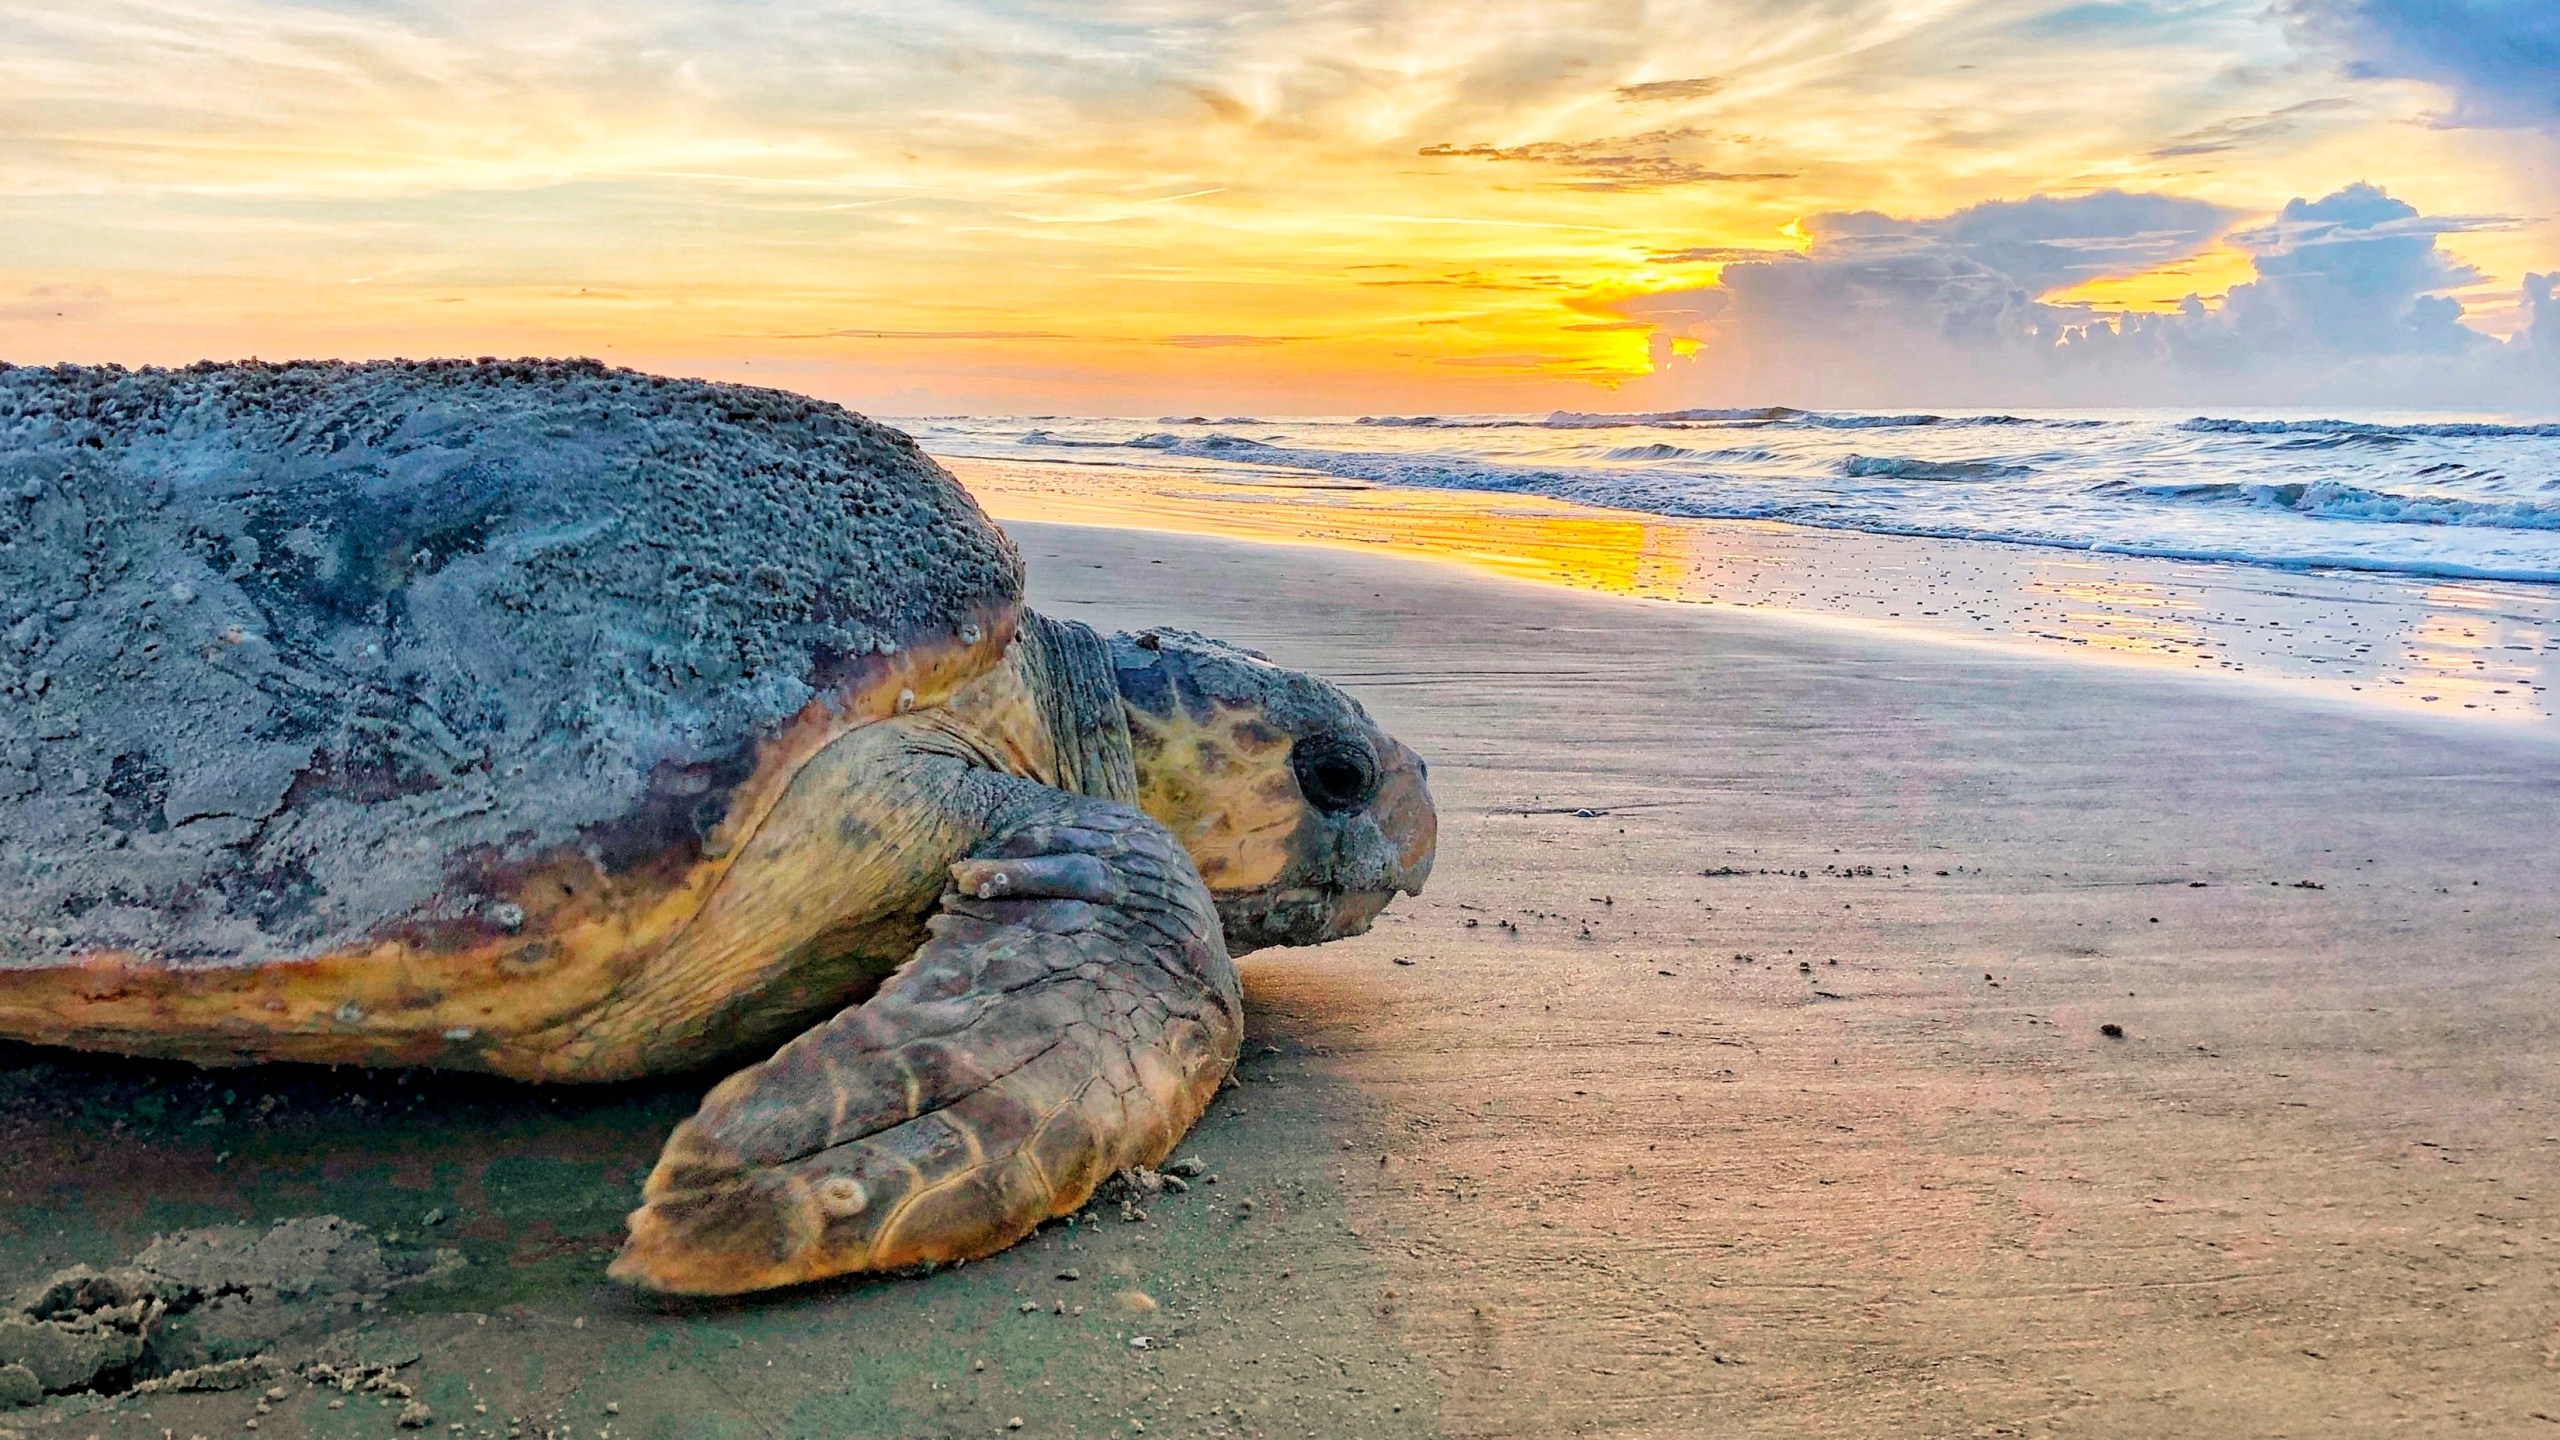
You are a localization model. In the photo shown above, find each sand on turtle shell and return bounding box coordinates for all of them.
[0,359,1021,968]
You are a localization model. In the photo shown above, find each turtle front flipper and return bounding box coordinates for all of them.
[609,790,1240,1295]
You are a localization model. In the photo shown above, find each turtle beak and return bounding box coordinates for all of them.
[1208,732,1436,954]
[1370,735,1435,899]
[1312,733,1435,941]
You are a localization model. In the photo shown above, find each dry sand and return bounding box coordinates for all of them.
[3,512,2558,1439]
[1009,518,2560,1439]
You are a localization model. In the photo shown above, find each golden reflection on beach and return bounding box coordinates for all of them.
[948,454,1696,601]
[947,454,2560,727]
[2026,572,2218,661]
[2389,589,2550,713]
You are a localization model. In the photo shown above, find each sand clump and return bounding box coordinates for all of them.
[0,1215,456,1407]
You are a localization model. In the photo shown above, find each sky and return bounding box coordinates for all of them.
[1,0,2555,413]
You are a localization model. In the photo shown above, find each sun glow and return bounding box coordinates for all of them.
[0,0,2549,412]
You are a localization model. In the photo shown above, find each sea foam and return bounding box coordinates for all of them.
[916,406,2560,585]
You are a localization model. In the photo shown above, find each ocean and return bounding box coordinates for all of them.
[913,407,2560,588]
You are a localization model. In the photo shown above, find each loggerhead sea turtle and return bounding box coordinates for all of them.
[0,358,1434,1296]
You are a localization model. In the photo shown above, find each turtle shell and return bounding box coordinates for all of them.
[0,358,1022,974]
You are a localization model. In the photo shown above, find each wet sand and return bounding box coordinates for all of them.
[951,454,2560,727]
[0,999,1432,1440]
[5,514,2559,1439]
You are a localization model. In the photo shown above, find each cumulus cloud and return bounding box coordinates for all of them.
[1613,190,2233,368]
[1628,184,2558,408]
[2202,185,2507,354]
[2282,0,2560,129]
[1812,191,2238,294]
[2524,272,2560,366]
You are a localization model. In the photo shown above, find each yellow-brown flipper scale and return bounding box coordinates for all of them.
[611,790,1240,1294]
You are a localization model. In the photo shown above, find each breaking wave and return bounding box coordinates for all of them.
[1356,415,1536,429]
[1360,408,2068,431]
[2181,417,2560,440]
[2106,480,2560,531]
[1541,407,2059,430]
[917,404,2560,586]
[1842,455,2034,481]
[1598,442,1780,463]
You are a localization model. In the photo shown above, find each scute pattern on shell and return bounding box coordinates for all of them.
[0,357,1022,967]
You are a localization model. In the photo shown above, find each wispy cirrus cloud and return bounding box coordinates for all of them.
[1644,245,1806,265]
[1614,77,1722,103]
[2149,97,2356,159]
[1417,131,1793,190]
[787,329,1077,341]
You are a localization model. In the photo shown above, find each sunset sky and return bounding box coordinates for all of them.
[3,0,2554,413]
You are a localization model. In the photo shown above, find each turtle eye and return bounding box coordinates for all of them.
[1291,736,1379,814]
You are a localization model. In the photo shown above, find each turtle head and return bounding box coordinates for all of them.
[1109,629,1435,955]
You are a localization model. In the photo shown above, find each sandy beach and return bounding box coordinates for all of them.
[5,507,2559,1439]
[11,0,2559,1430]
[17,0,2560,1424]
[1009,516,2560,1438]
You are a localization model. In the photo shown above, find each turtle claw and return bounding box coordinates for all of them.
[614,802,1240,1296]
[949,853,1123,904]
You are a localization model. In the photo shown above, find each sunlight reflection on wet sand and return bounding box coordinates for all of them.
[944,453,2560,728]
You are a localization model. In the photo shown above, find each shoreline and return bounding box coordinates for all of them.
[944,453,2560,734]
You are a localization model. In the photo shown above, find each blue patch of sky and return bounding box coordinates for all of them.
[2283,0,2560,128]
